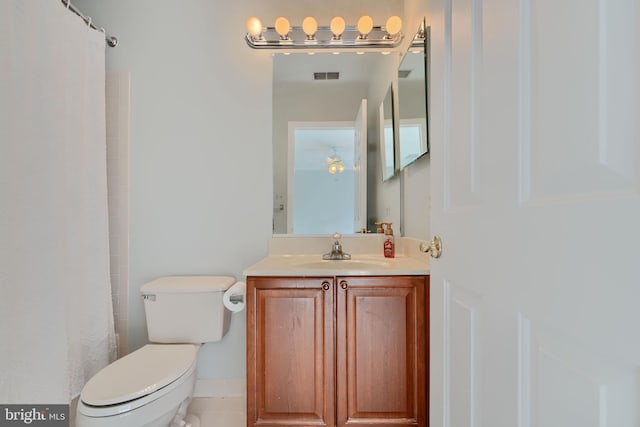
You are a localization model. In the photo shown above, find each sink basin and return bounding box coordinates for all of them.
[295,260,390,270]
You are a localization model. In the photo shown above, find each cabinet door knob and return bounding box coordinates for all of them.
[322,281,331,291]
[340,281,348,290]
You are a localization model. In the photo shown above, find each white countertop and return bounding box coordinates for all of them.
[243,254,430,276]
[244,235,431,277]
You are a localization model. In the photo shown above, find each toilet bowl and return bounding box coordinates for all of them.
[76,276,237,427]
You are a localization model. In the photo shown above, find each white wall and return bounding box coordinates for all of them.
[75,0,273,380]
[74,0,431,385]
[402,0,431,241]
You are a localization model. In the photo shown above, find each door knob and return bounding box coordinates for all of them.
[420,235,443,258]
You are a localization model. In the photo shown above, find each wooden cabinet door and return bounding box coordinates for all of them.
[336,276,428,427]
[246,276,335,427]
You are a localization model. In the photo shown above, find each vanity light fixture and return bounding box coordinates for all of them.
[330,16,346,40]
[244,15,403,52]
[385,16,402,38]
[302,16,318,41]
[274,17,291,40]
[246,16,264,40]
[356,15,374,39]
[411,20,427,50]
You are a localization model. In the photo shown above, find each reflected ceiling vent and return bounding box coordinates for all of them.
[398,69,412,78]
[314,72,340,80]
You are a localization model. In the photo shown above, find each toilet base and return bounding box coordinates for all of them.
[169,397,191,427]
[182,414,201,427]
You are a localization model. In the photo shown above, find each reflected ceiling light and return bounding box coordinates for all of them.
[357,15,374,39]
[244,15,403,52]
[330,16,346,40]
[327,156,345,174]
[274,17,291,40]
[327,149,345,174]
[302,16,318,40]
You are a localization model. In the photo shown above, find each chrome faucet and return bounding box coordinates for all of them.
[323,233,351,260]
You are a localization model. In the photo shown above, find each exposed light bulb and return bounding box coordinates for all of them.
[330,16,346,39]
[357,15,374,38]
[337,163,345,173]
[328,163,338,174]
[385,16,402,36]
[246,16,263,38]
[302,16,318,39]
[274,17,291,38]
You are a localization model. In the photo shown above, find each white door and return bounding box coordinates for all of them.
[428,1,640,426]
[287,122,356,234]
[353,99,367,233]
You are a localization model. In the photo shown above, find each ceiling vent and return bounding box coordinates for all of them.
[314,72,340,81]
[398,69,412,79]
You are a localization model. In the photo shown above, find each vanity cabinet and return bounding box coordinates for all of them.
[246,275,429,427]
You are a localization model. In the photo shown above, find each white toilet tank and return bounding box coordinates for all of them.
[141,276,236,343]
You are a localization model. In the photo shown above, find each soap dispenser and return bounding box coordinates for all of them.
[383,222,395,258]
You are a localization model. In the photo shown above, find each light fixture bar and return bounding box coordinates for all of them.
[246,25,403,50]
[410,21,427,48]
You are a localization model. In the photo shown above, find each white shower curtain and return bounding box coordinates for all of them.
[0,1,116,403]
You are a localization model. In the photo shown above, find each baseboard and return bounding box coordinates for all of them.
[193,378,245,398]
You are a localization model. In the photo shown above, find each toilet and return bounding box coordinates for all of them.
[76,275,237,427]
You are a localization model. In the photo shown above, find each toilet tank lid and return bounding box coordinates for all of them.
[141,276,236,293]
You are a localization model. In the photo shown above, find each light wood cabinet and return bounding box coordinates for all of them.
[246,275,429,427]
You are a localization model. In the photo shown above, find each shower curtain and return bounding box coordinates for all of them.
[0,1,116,403]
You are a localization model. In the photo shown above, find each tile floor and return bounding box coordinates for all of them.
[69,396,244,426]
[187,396,245,427]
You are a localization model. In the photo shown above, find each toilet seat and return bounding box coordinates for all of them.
[79,344,198,417]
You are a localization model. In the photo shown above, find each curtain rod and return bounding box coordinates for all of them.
[61,0,118,47]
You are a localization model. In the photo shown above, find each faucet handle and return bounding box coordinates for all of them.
[332,232,342,241]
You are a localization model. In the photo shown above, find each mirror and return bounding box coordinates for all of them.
[397,21,429,169]
[272,53,399,235]
[379,84,396,181]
